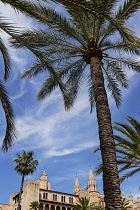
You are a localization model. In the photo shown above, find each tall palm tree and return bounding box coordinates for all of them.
[13,151,38,210]
[74,197,93,210]
[30,201,39,210]
[94,117,140,182]
[10,1,140,209]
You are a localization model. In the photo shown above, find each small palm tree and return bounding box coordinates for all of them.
[121,198,132,210]
[10,1,140,209]
[30,201,39,210]
[13,151,38,209]
[74,197,93,210]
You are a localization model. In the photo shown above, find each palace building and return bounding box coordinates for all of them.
[1,169,140,210]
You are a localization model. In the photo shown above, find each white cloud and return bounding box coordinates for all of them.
[12,87,98,159]
[44,141,96,158]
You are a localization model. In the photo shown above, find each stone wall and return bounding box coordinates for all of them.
[0,204,10,210]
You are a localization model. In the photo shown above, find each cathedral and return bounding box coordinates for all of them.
[1,169,140,210]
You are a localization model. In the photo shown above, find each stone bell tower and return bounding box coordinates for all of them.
[86,168,96,191]
[74,174,81,194]
[39,170,51,190]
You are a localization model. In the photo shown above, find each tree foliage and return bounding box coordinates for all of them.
[30,201,39,210]
[94,116,140,182]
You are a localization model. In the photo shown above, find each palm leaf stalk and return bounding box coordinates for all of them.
[10,1,140,209]
[13,151,38,210]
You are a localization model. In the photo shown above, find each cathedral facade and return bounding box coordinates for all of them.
[1,169,140,210]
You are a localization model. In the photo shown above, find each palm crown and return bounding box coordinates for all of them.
[13,151,38,209]
[11,1,140,110]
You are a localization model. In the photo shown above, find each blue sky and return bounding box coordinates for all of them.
[0,0,140,205]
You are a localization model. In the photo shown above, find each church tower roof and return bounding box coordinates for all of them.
[86,168,96,191]
[74,174,81,194]
[89,168,94,180]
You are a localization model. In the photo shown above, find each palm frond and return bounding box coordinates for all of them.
[94,163,103,176]
[37,75,60,100]
[0,81,16,152]
[106,56,140,72]
[116,0,140,21]
[65,59,86,108]
[103,59,128,88]
[22,62,47,79]
[126,116,140,134]
[120,167,140,182]
[103,66,122,107]
[0,38,11,80]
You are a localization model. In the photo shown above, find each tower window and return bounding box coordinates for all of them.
[61,196,65,202]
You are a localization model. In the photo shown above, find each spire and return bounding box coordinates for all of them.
[86,168,96,191]
[89,168,94,180]
[74,174,81,194]
[121,191,126,199]
[129,192,134,202]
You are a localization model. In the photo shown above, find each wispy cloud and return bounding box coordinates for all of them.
[11,87,98,160]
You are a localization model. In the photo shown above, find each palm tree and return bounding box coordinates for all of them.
[10,1,140,209]
[13,151,38,210]
[94,117,140,182]
[30,201,39,210]
[74,197,93,210]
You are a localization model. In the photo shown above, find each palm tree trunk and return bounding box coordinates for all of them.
[18,173,25,210]
[90,56,121,210]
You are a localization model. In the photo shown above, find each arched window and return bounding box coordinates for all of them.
[69,197,73,204]
[53,194,57,201]
[51,205,55,210]
[43,193,46,199]
[45,204,49,210]
[56,206,60,210]
[61,196,65,202]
